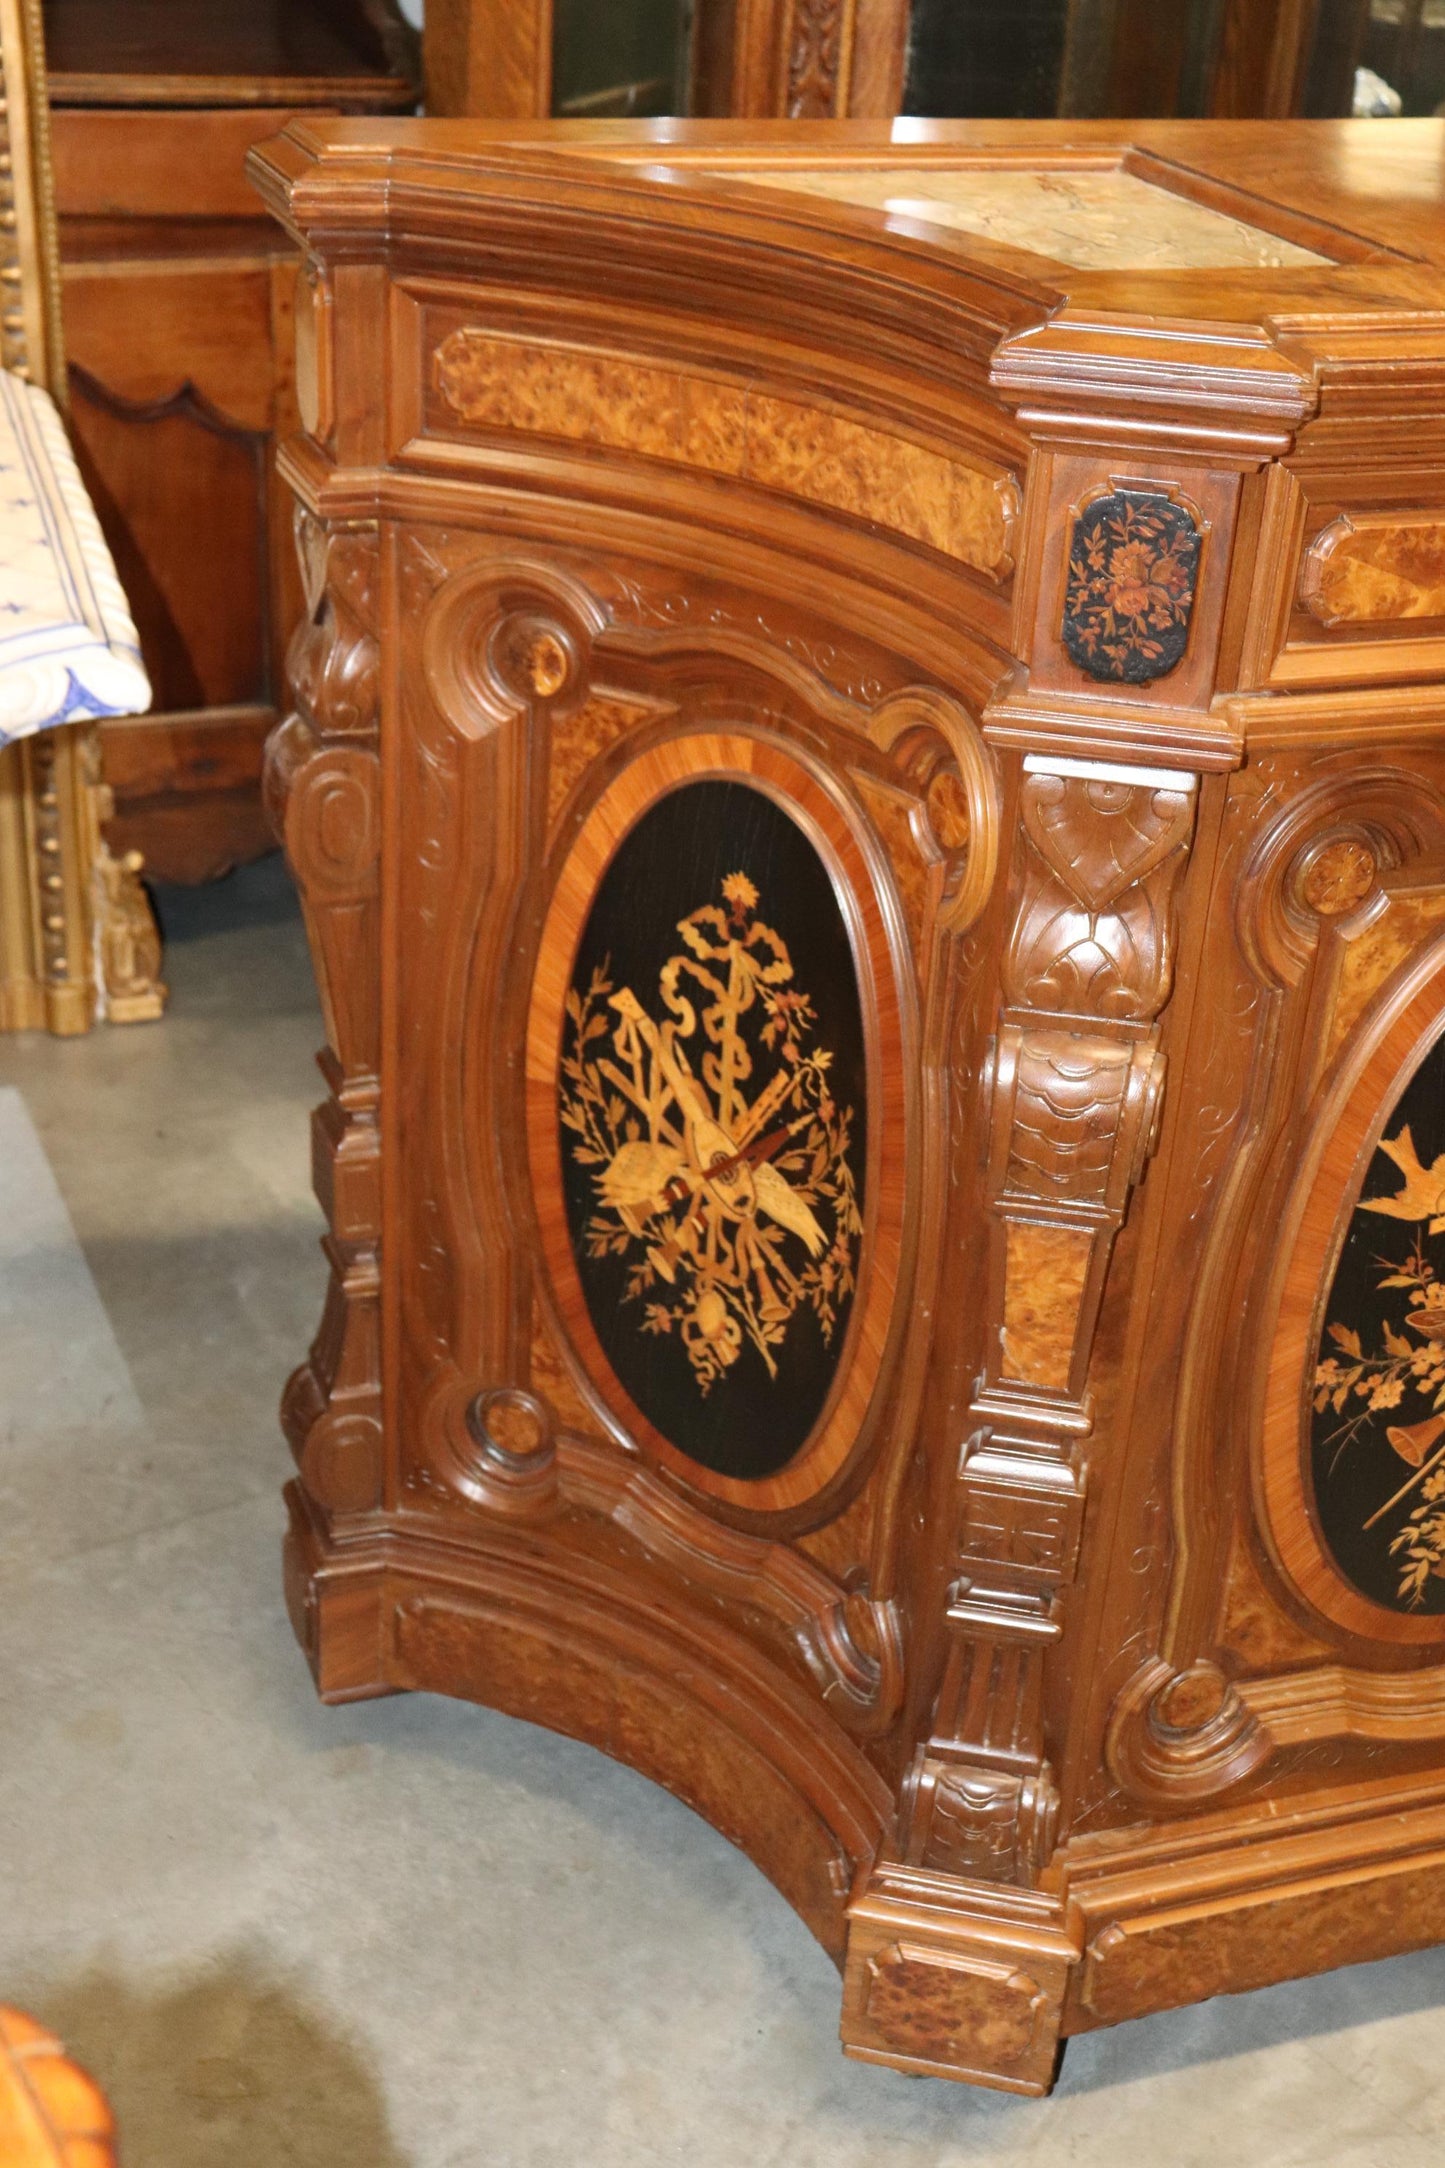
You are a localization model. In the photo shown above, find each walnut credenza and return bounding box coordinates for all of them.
[252,116,1445,2093]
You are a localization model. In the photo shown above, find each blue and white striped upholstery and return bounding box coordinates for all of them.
[0,372,150,747]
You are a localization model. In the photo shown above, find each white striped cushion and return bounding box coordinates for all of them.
[0,371,150,746]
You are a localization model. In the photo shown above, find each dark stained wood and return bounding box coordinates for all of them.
[99,708,276,882]
[253,112,1445,2093]
[1209,0,1319,117]
[42,0,417,106]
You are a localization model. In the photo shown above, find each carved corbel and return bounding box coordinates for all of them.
[903,754,1197,1886]
[264,509,384,1519]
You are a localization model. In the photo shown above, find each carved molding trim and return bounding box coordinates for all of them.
[432,328,1020,579]
[1106,1656,1271,1804]
[407,1385,907,1729]
[1111,774,1445,1809]
[784,0,856,116]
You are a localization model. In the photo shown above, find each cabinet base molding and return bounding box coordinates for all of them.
[283,1482,892,1960]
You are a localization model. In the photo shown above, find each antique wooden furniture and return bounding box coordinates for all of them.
[0,2009,115,2168]
[0,0,162,1033]
[255,112,1445,2092]
[45,0,417,885]
[424,0,910,121]
[423,1,1378,138]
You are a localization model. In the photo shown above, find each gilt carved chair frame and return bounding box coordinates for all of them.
[0,0,163,1032]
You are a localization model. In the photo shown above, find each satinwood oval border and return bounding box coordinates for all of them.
[1258,932,1445,1648]
[525,727,908,1517]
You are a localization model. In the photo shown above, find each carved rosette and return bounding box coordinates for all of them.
[902,757,1196,1887]
[264,509,384,1521]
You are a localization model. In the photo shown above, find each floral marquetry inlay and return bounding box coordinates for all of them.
[560,867,863,1400]
[1311,1036,1445,1615]
[1061,489,1202,685]
[546,776,869,1487]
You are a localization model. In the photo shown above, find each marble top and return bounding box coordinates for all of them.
[0,371,150,748]
[732,165,1331,272]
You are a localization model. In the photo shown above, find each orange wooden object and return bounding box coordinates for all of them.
[0,2011,114,2168]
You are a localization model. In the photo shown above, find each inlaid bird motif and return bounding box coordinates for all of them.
[1361,1125,1445,1233]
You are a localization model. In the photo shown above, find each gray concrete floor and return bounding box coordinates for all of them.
[2,853,1445,2167]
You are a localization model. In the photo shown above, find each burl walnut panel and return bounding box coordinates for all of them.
[252,115,1445,2093]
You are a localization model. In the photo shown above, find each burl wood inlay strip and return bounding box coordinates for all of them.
[433,329,1018,579]
[1000,1222,1092,1392]
[1301,512,1445,628]
[1326,890,1445,1065]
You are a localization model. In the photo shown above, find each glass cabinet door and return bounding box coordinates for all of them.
[551,0,694,115]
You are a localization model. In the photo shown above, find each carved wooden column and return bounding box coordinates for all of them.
[841,314,1314,2092]
[264,509,385,1653]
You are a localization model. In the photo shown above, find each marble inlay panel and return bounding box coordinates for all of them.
[734,165,1330,271]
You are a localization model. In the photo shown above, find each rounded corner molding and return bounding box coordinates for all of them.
[421,556,606,739]
[1106,1657,1273,1807]
[867,684,1001,936]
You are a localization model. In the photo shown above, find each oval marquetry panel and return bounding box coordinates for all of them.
[526,731,908,1516]
[1308,1028,1445,1617]
[1261,936,1445,1645]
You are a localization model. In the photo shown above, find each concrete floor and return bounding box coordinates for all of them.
[3,854,1445,2167]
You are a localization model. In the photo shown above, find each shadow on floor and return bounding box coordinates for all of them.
[34,1951,409,2167]
[151,852,299,946]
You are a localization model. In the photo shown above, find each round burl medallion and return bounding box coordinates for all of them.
[1310,1025,1445,1615]
[555,777,867,1483]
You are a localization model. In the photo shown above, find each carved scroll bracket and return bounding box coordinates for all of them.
[866,685,1001,940]
[903,752,1198,1887]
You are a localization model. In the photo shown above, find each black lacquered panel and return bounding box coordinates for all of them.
[559,779,866,1480]
[1312,1029,1445,1613]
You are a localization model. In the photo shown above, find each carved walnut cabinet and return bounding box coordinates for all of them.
[252,116,1445,2093]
